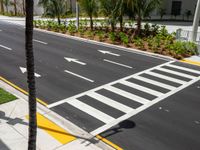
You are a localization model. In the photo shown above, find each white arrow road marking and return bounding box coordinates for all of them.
[33,39,48,45]
[19,67,41,78]
[98,50,120,57]
[0,44,12,51]
[104,59,133,69]
[64,57,86,65]
[64,70,94,82]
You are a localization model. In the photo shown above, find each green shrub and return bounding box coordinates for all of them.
[96,31,104,41]
[109,32,117,43]
[133,37,145,49]
[168,41,198,56]
[68,21,76,35]
[119,32,129,46]
[60,23,67,33]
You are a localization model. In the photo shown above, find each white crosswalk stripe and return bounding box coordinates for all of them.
[134,76,176,90]
[166,64,200,74]
[158,67,196,79]
[119,80,164,97]
[67,99,115,124]
[146,71,187,84]
[104,85,150,104]
[48,61,200,136]
[87,92,134,113]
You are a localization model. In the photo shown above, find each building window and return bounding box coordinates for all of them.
[171,1,182,16]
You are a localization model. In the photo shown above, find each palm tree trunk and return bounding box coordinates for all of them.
[0,0,5,14]
[135,15,141,36]
[111,22,115,32]
[25,0,37,149]
[22,0,25,15]
[14,0,17,15]
[90,15,93,30]
[70,0,72,12]
[57,16,61,25]
[119,15,123,31]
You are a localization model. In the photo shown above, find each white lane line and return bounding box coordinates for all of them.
[0,29,2,31]
[64,70,94,83]
[146,71,186,85]
[103,59,132,69]
[158,67,196,79]
[166,64,200,74]
[67,99,115,123]
[0,44,12,51]
[104,85,149,105]
[120,80,163,97]
[87,92,134,113]
[98,50,120,56]
[64,57,86,65]
[134,76,176,90]
[33,39,48,45]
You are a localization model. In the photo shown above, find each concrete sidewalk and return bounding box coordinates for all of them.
[0,79,112,150]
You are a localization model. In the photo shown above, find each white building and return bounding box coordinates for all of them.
[162,0,197,17]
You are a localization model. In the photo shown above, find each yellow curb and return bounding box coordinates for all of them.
[180,59,200,67]
[96,135,123,150]
[0,76,48,106]
[26,113,76,144]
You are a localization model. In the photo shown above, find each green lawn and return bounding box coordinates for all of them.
[0,88,17,104]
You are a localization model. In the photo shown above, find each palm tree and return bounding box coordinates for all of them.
[25,0,37,149]
[13,0,17,15]
[39,0,67,25]
[4,0,10,13]
[79,0,98,30]
[0,0,5,14]
[100,0,123,32]
[126,0,161,35]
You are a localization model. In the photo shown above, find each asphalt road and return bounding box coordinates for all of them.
[1,20,200,150]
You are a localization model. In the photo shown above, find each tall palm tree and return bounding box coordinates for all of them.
[80,0,98,30]
[25,0,37,149]
[126,0,161,35]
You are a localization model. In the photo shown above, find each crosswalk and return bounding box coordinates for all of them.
[48,61,200,135]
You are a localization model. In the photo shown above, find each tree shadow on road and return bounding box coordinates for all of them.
[99,120,136,139]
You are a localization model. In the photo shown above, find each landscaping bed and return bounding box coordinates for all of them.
[33,20,199,60]
[0,88,17,104]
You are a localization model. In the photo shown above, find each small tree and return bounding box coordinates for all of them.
[39,0,67,25]
[80,0,98,30]
[100,0,124,32]
[126,0,161,35]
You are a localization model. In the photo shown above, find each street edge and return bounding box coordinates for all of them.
[0,76,120,150]
[180,59,200,67]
